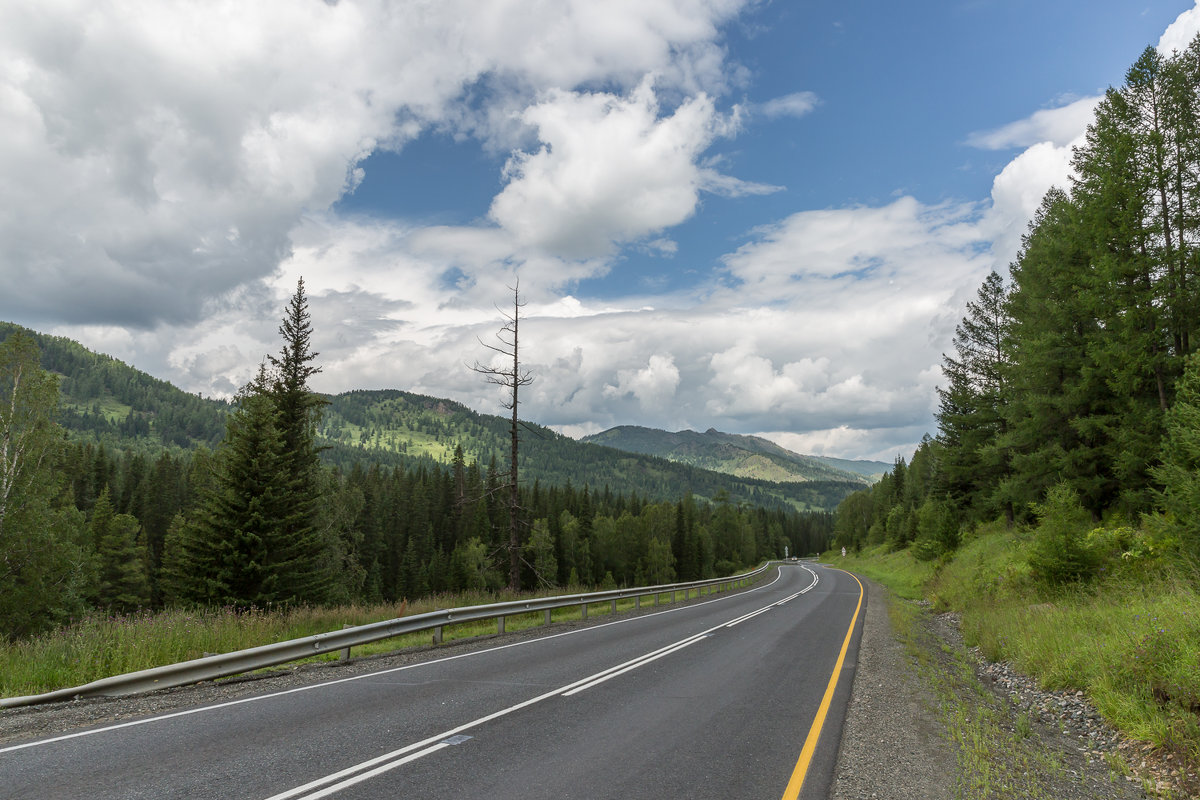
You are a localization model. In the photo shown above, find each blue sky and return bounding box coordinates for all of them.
[2,1,1199,461]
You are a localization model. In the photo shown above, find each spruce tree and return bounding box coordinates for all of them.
[1071,84,1170,512]
[266,278,330,603]
[999,189,1117,518]
[936,271,1011,521]
[90,487,150,612]
[181,369,297,607]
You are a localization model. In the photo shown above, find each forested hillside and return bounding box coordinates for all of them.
[0,321,229,451]
[321,394,862,512]
[581,425,888,484]
[835,38,1200,568]
[0,293,834,640]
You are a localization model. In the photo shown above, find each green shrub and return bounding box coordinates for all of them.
[1028,483,1097,584]
[911,497,960,561]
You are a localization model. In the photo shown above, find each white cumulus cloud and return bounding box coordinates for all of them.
[489,78,744,258]
[965,96,1101,150]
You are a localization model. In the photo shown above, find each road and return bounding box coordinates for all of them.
[0,563,865,800]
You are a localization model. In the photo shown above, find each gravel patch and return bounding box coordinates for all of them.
[953,615,1199,799]
[831,581,1164,800]
[829,580,955,800]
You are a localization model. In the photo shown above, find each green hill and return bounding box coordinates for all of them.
[0,321,229,452]
[1,322,860,511]
[319,391,860,511]
[582,425,888,485]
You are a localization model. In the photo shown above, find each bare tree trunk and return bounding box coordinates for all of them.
[472,282,533,591]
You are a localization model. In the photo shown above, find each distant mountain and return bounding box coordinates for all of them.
[1,322,861,511]
[581,425,889,485]
[318,391,862,511]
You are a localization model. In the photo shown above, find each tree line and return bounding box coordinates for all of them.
[834,38,1200,570]
[0,281,831,640]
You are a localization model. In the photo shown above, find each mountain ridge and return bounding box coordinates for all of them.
[581,425,888,485]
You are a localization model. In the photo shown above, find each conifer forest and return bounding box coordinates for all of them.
[834,39,1200,569]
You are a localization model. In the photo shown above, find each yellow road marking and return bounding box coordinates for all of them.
[780,569,864,800]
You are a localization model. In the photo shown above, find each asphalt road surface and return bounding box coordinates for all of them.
[1,563,865,800]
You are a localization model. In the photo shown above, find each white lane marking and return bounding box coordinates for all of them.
[291,742,453,800]
[264,632,707,800]
[723,606,774,627]
[0,566,802,756]
[265,568,821,799]
[560,634,709,697]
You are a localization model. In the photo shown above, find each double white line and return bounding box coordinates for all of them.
[267,565,819,800]
[263,632,717,800]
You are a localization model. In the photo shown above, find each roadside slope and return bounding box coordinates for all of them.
[830,576,1155,800]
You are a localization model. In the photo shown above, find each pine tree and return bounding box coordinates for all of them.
[180,368,299,607]
[266,278,331,603]
[936,271,1011,521]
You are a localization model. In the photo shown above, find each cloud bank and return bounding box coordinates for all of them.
[4,1,1200,462]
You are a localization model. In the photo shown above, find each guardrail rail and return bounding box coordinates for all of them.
[1,563,778,708]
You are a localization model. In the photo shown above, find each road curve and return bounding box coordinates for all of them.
[0,563,865,800]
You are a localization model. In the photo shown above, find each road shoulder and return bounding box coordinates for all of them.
[830,577,1157,800]
[829,577,954,799]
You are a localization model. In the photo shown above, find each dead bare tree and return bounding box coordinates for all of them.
[471,281,533,591]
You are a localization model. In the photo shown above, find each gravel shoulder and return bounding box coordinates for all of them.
[829,577,955,799]
[831,577,1164,800]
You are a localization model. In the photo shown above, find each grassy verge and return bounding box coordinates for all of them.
[886,596,1075,799]
[826,531,1200,795]
[0,584,727,699]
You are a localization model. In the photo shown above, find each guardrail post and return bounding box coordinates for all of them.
[654,593,660,606]
[341,624,353,660]
[671,590,676,603]
[497,616,505,634]
[635,596,640,611]
[611,599,617,614]
[544,609,552,625]
[581,603,588,620]
[433,625,443,644]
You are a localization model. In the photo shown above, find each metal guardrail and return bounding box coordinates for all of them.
[0,564,774,708]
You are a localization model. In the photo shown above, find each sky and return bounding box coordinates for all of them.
[3,1,1200,463]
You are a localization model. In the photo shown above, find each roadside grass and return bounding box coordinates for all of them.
[826,528,1200,793]
[827,545,937,600]
[0,583,728,699]
[887,584,1091,799]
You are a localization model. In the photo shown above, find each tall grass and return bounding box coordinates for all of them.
[828,545,938,600]
[954,566,1200,757]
